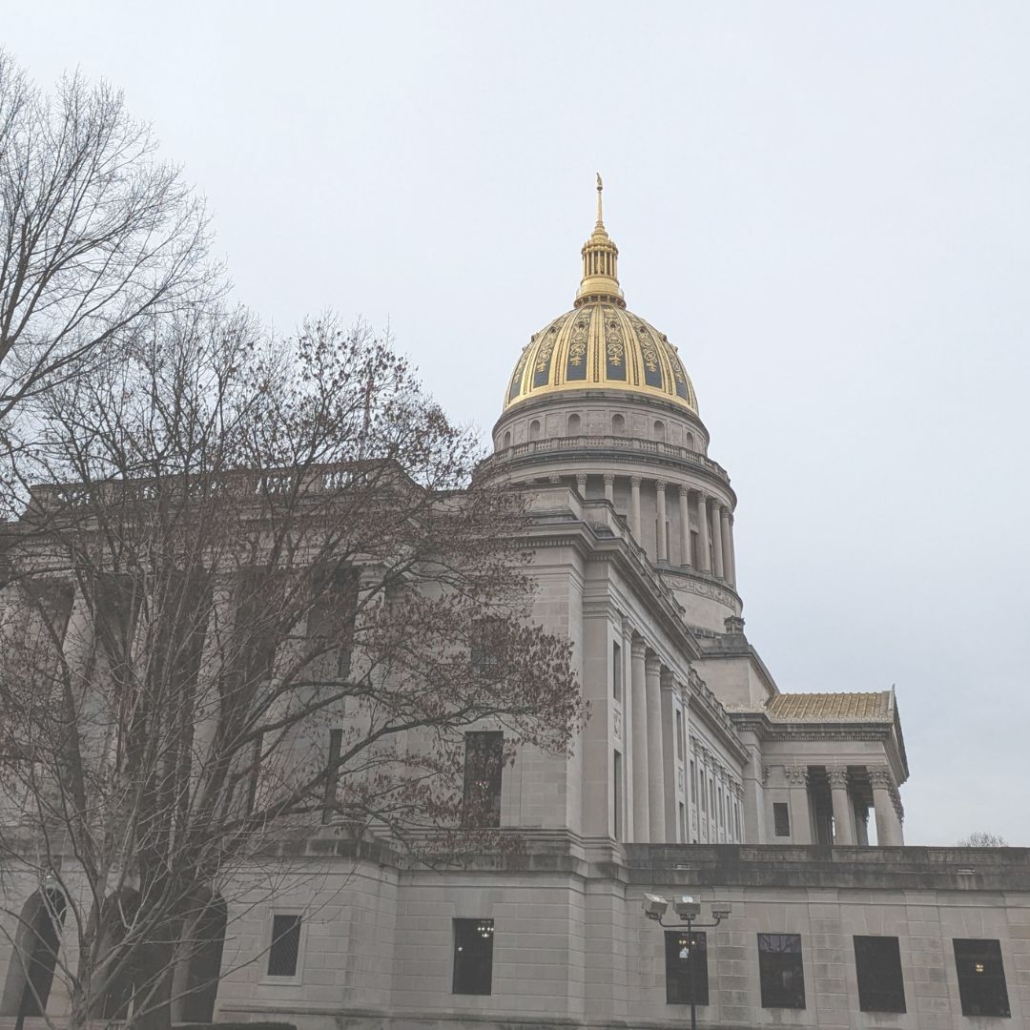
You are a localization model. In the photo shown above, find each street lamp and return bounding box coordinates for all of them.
[642,894,731,1030]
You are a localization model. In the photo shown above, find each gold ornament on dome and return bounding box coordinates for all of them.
[503,177,699,414]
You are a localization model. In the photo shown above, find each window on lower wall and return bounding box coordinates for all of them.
[758,933,806,1009]
[267,914,302,978]
[953,938,1010,1017]
[665,930,708,1005]
[854,935,906,1012]
[453,918,494,995]
[773,802,790,837]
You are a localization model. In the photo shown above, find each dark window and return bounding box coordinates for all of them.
[321,728,343,823]
[453,919,494,994]
[854,936,906,1012]
[471,617,504,676]
[267,915,302,977]
[954,939,1010,1017]
[462,731,504,828]
[773,802,790,837]
[758,933,806,1009]
[665,930,708,1005]
[612,641,622,700]
[613,751,623,840]
[675,709,684,759]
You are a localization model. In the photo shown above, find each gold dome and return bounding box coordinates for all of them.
[504,177,699,414]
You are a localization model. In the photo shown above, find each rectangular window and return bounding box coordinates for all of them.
[854,936,906,1013]
[471,617,504,675]
[700,772,707,812]
[953,939,1010,1017]
[710,781,716,819]
[665,930,708,1005]
[267,914,302,977]
[462,731,504,827]
[758,933,806,1009]
[718,789,724,826]
[612,641,622,700]
[690,761,697,807]
[453,919,494,995]
[675,709,684,759]
[321,728,343,823]
[734,801,742,842]
[613,750,623,840]
[679,802,686,842]
[773,802,790,837]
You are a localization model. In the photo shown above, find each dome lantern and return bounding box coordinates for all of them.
[575,174,625,309]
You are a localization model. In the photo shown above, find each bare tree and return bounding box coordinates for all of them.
[0,313,582,1030]
[957,832,1008,847]
[0,51,215,498]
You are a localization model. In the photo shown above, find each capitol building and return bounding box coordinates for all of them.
[1,184,1027,1030]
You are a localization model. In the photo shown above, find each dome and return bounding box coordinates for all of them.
[503,177,699,415]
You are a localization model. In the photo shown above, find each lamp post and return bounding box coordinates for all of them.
[642,894,731,1030]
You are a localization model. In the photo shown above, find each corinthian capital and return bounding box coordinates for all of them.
[784,765,809,786]
[827,766,849,788]
[868,767,895,791]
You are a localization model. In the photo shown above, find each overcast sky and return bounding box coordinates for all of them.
[5,1,1028,846]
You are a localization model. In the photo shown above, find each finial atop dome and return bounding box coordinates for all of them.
[576,173,625,308]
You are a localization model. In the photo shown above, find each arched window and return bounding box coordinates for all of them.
[529,420,541,442]
[96,887,141,1021]
[1,889,67,1017]
[685,431,695,451]
[611,413,625,435]
[653,420,666,442]
[502,430,511,450]
[567,413,581,436]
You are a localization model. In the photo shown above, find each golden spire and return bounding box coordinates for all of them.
[576,173,625,308]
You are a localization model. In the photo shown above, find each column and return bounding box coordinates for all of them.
[784,766,813,844]
[645,652,666,842]
[678,486,692,568]
[630,637,649,842]
[870,768,903,845]
[621,617,635,841]
[828,766,855,845]
[576,473,587,496]
[721,509,735,587]
[711,501,725,579]
[604,474,615,505]
[630,476,642,541]
[660,669,677,838]
[697,493,712,574]
[655,481,668,562]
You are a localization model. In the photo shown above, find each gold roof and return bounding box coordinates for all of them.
[504,178,699,414]
[765,692,895,723]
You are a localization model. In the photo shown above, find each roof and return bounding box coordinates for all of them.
[765,691,894,723]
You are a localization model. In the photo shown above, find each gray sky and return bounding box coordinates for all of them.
[5,1,1028,845]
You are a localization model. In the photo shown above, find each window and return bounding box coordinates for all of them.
[678,802,686,842]
[653,419,666,442]
[471,617,504,675]
[854,936,906,1013]
[773,802,790,837]
[462,731,504,827]
[267,914,302,977]
[567,413,581,436]
[612,413,625,435]
[529,419,541,441]
[718,789,724,827]
[502,430,511,449]
[734,801,742,842]
[613,751,623,840]
[612,641,622,700]
[453,919,494,995]
[675,709,683,759]
[953,939,1010,1017]
[758,934,805,1009]
[665,930,708,1005]
[685,431,695,451]
[709,781,716,819]
[690,761,697,807]
[321,728,343,823]
[700,773,707,812]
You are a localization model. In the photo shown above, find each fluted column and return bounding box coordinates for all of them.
[697,493,712,574]
[630,638,649,842]
[621,617,635,841]
[655,481,668,562]
[870,768,903,845]
[678,486,691,568]
[828,766,855,845]
[604,474,615,505]
[645,652,666,842]
[711,501,725,579]
[721,509,736,587]
[785,766,812,844]
[630,476,642,541]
